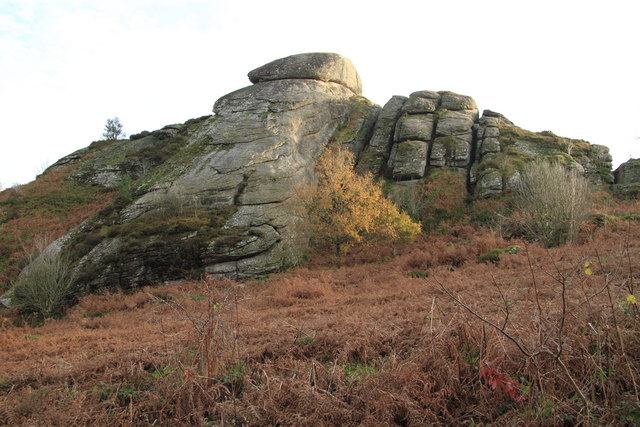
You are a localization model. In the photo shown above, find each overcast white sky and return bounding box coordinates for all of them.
[1,0,638,187]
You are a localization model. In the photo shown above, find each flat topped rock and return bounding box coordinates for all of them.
[439,92,477,111]
[248,52,362,95]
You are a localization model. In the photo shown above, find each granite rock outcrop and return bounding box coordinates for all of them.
[13,52,617,293]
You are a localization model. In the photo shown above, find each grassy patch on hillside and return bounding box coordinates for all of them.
[0,166,115,290]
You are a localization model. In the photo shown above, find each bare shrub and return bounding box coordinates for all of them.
[514,160,591,247]
[11,241,75,319]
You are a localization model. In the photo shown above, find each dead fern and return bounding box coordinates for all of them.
[0,405,16,426]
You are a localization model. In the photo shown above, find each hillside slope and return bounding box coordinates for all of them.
[1,202,639,424]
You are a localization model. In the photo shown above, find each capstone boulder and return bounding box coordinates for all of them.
[248,52,362,95]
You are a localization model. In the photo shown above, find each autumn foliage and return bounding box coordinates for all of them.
[300,146,420,254]
[480,363,525,403]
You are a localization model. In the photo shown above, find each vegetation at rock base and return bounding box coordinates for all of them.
[68,202,239,291]
[299,145,420,254]
[1,194,639,425]
[10,241,75,321]
[418,168,467,232]
[513,160,591,247]
[385,167,469,235]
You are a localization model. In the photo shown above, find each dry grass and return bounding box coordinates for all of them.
[0,201,639,425]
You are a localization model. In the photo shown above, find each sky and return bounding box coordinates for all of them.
[1,0,638,187]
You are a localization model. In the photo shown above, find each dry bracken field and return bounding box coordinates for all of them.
[1,200,639,426]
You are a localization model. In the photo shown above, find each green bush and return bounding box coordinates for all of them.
[478,245,521,264]
[514,160,591,247]
[478,249,503,264]
[11,249,76,319]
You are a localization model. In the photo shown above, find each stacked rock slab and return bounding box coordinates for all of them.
[359,91,479,179]
[388,91,437,179]
[471,110,515,198]
[356,95,407,174]
[429,92,478,170]
[355,88,614,198]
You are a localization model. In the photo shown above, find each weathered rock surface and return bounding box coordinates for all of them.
[394,114,436,142]
[380,91,478,178]
[248,52,362,95]
[356,95,407,174]
[612,159,640,198]
[615,158,640,184]
[357,89,612,198]
[475,169,503,198]
[440,92,477,111]
[388,140,429,180]
[401,91,440,114]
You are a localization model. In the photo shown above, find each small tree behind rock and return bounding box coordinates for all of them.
[102,117,125,140]
[301,146,420,254]
[514,159,591,247]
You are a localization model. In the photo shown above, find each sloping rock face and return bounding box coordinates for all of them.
[50,53,361,290]
[470,113,613,197]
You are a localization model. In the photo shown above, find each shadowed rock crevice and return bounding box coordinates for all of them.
[234,171,255,205]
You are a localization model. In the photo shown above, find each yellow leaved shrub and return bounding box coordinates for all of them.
[300,146,420,254]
